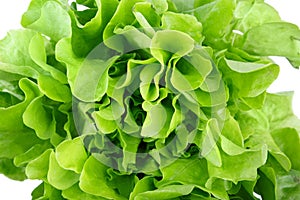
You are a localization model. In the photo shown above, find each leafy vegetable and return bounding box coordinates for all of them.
[0,0,300,199]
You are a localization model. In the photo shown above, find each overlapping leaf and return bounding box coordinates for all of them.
[0,0,300,199]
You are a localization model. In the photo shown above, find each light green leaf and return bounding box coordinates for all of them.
[22,0,71,42]
[70,0,119,56]
[257,157,300,200]
[221,113,244,147]
[241,22,300,58]
[151,30,194,64]
[56,137,88,173]
[191,0,235,47]
[0,62,39,79]
[129,177,155,200]
[207,146,268,184]
[158,157,209,188]
[276,169,300,199]
[262,92,300,131]
[14,143,51,167]
[171,48,212,92]
[92,111,118,134]
[133,2,159,36]
[29,34,68,83]
[31,182,65,200]
[139,63,162,101]
[135,184,194,199]
[0,30,42,74]
[73,56,118,102]
[118,131,141,171]
[114,25,152,51]
[0,79,44,158]
[23,96,56,140]
[79,156,126,199]
[62,184,107,200]
[201,119,222,167]
[148,0,168,14]
[220,58,279,97]
[26,149,52,180]
[55,38,84,92]
[38,74,71,102]
[0,158,26,181]
[271,128,300,171]
[234,1,281,32]
[47,151,80,190]
[141,103,173,139]
[103,0,144,51]
[56,37,118,102]
[162,11,203,42]
[237,108,293,172]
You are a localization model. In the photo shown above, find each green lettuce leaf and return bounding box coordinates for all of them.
[0,0,300,199]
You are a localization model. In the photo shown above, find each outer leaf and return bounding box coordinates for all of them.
[73,56,118,102]
[271,128,300,171]
[79,156,126,200]
[31,182,65,200]
[191,0,235,48]
[158,156,228,199]
[22,0,72,42]
[237,108,293,172]
[262,92,300,131]
[0,129,43,160]
[29,34,68,83]
[135,184,195,199]
[47,151,80,190]
[129,177,155,200]
[56,38,119,102]
[26,149,52,180]
[256,157,300,200]
[106,169,137,198]
[158,157,209,188]
[56,137,88,173]
[0,62,39,79]
[161,12,203,42]
[0,30,42,74]
[219,58,279,97]
[70,0,119,56]
[207,147,268,184]
[234,1,281,32]
[0,158,26,181]
[62,184,107,200]
[241,22,300,58]
[14,143,51,167]
[23,96,56,140]
[103,0,144,51]
[276,169,300,199]
[0,79,40,131]
[38,74,72,102]
[0,79,44,158]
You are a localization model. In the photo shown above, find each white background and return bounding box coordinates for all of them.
[0,0,300,199]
